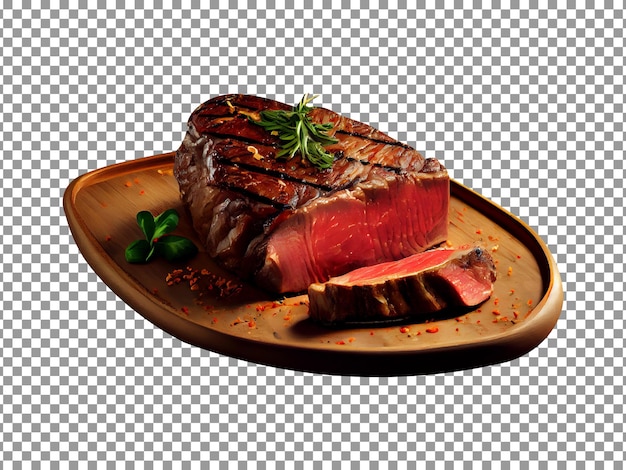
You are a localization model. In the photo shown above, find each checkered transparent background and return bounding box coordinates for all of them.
[2,1,624,467]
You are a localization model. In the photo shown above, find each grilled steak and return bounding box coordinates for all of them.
[174,94,449,293]
[308,247,497,324]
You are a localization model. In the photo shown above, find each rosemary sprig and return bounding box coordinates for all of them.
[251,94,338,169]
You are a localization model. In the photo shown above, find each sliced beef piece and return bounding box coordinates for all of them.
[175,94,450,293]
[307,247,497,324]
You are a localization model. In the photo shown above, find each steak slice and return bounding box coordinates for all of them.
[307,247,497,324]
[174,94,449,293]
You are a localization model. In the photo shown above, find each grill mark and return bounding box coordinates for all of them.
[215,155,350,192]
[335,129,410,149]
[215,181,291,210]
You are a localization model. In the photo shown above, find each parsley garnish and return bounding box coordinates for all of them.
[251,94,338,169]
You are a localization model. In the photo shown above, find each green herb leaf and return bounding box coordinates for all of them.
[136,211,156,241]
[152,208,180,241]
[251,94,338,169]
[125,208,198,264]
[125,239,152,263]
[154,235,198,262]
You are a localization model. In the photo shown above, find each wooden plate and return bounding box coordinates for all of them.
[63,153,563,376]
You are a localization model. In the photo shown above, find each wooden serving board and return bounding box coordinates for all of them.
[63,153,563,376]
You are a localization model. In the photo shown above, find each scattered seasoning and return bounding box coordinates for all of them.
[476,229,482,234]
[370,331,374,336]
[124,181,133,188]
[134,177,140,184]
[426,326,439,333]
[139,189,145,195]
[513,311,519,319]
[399,326,410,334]
[494,298,499,306]
[527,299,533,306]
[181,306,189,315]
[336,340,346,345]
[348,337,355,343]
[492,309,501,315]
[212,317,218,324]
[492,316,509,323]
[105,235,112,242]
[509,289,515,295]
[248,320,256,328]
[488,235,499,241]
[516,254,522,259]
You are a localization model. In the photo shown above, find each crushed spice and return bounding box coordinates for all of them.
[165,266,242,299]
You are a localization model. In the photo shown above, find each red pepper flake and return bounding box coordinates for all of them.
[105,235,112,242]
[416,331,421,335]
[151,288,158,295]
[133,177,140,184]
[212,317,218,324]
[509,289,515,295]
[426,326,439,333]
[455,317,463,322]
[494,298,499,306]
[139,189,145,195]
[476,229,482,234]
[476,320,481,324]
[181,306,189,315]
[256,304,266,312]
[456,327,459,332]
[492,309,501,315]
[336,340,346,345]
[124,181,132,187]
[399,326,410,334]
[248,320,256,328]
[348,337,355,343]
[513,311,519,318]
[488,235,498,241]
[527,299,533,306]
[369,331,374,335]
[516,254,522,259]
